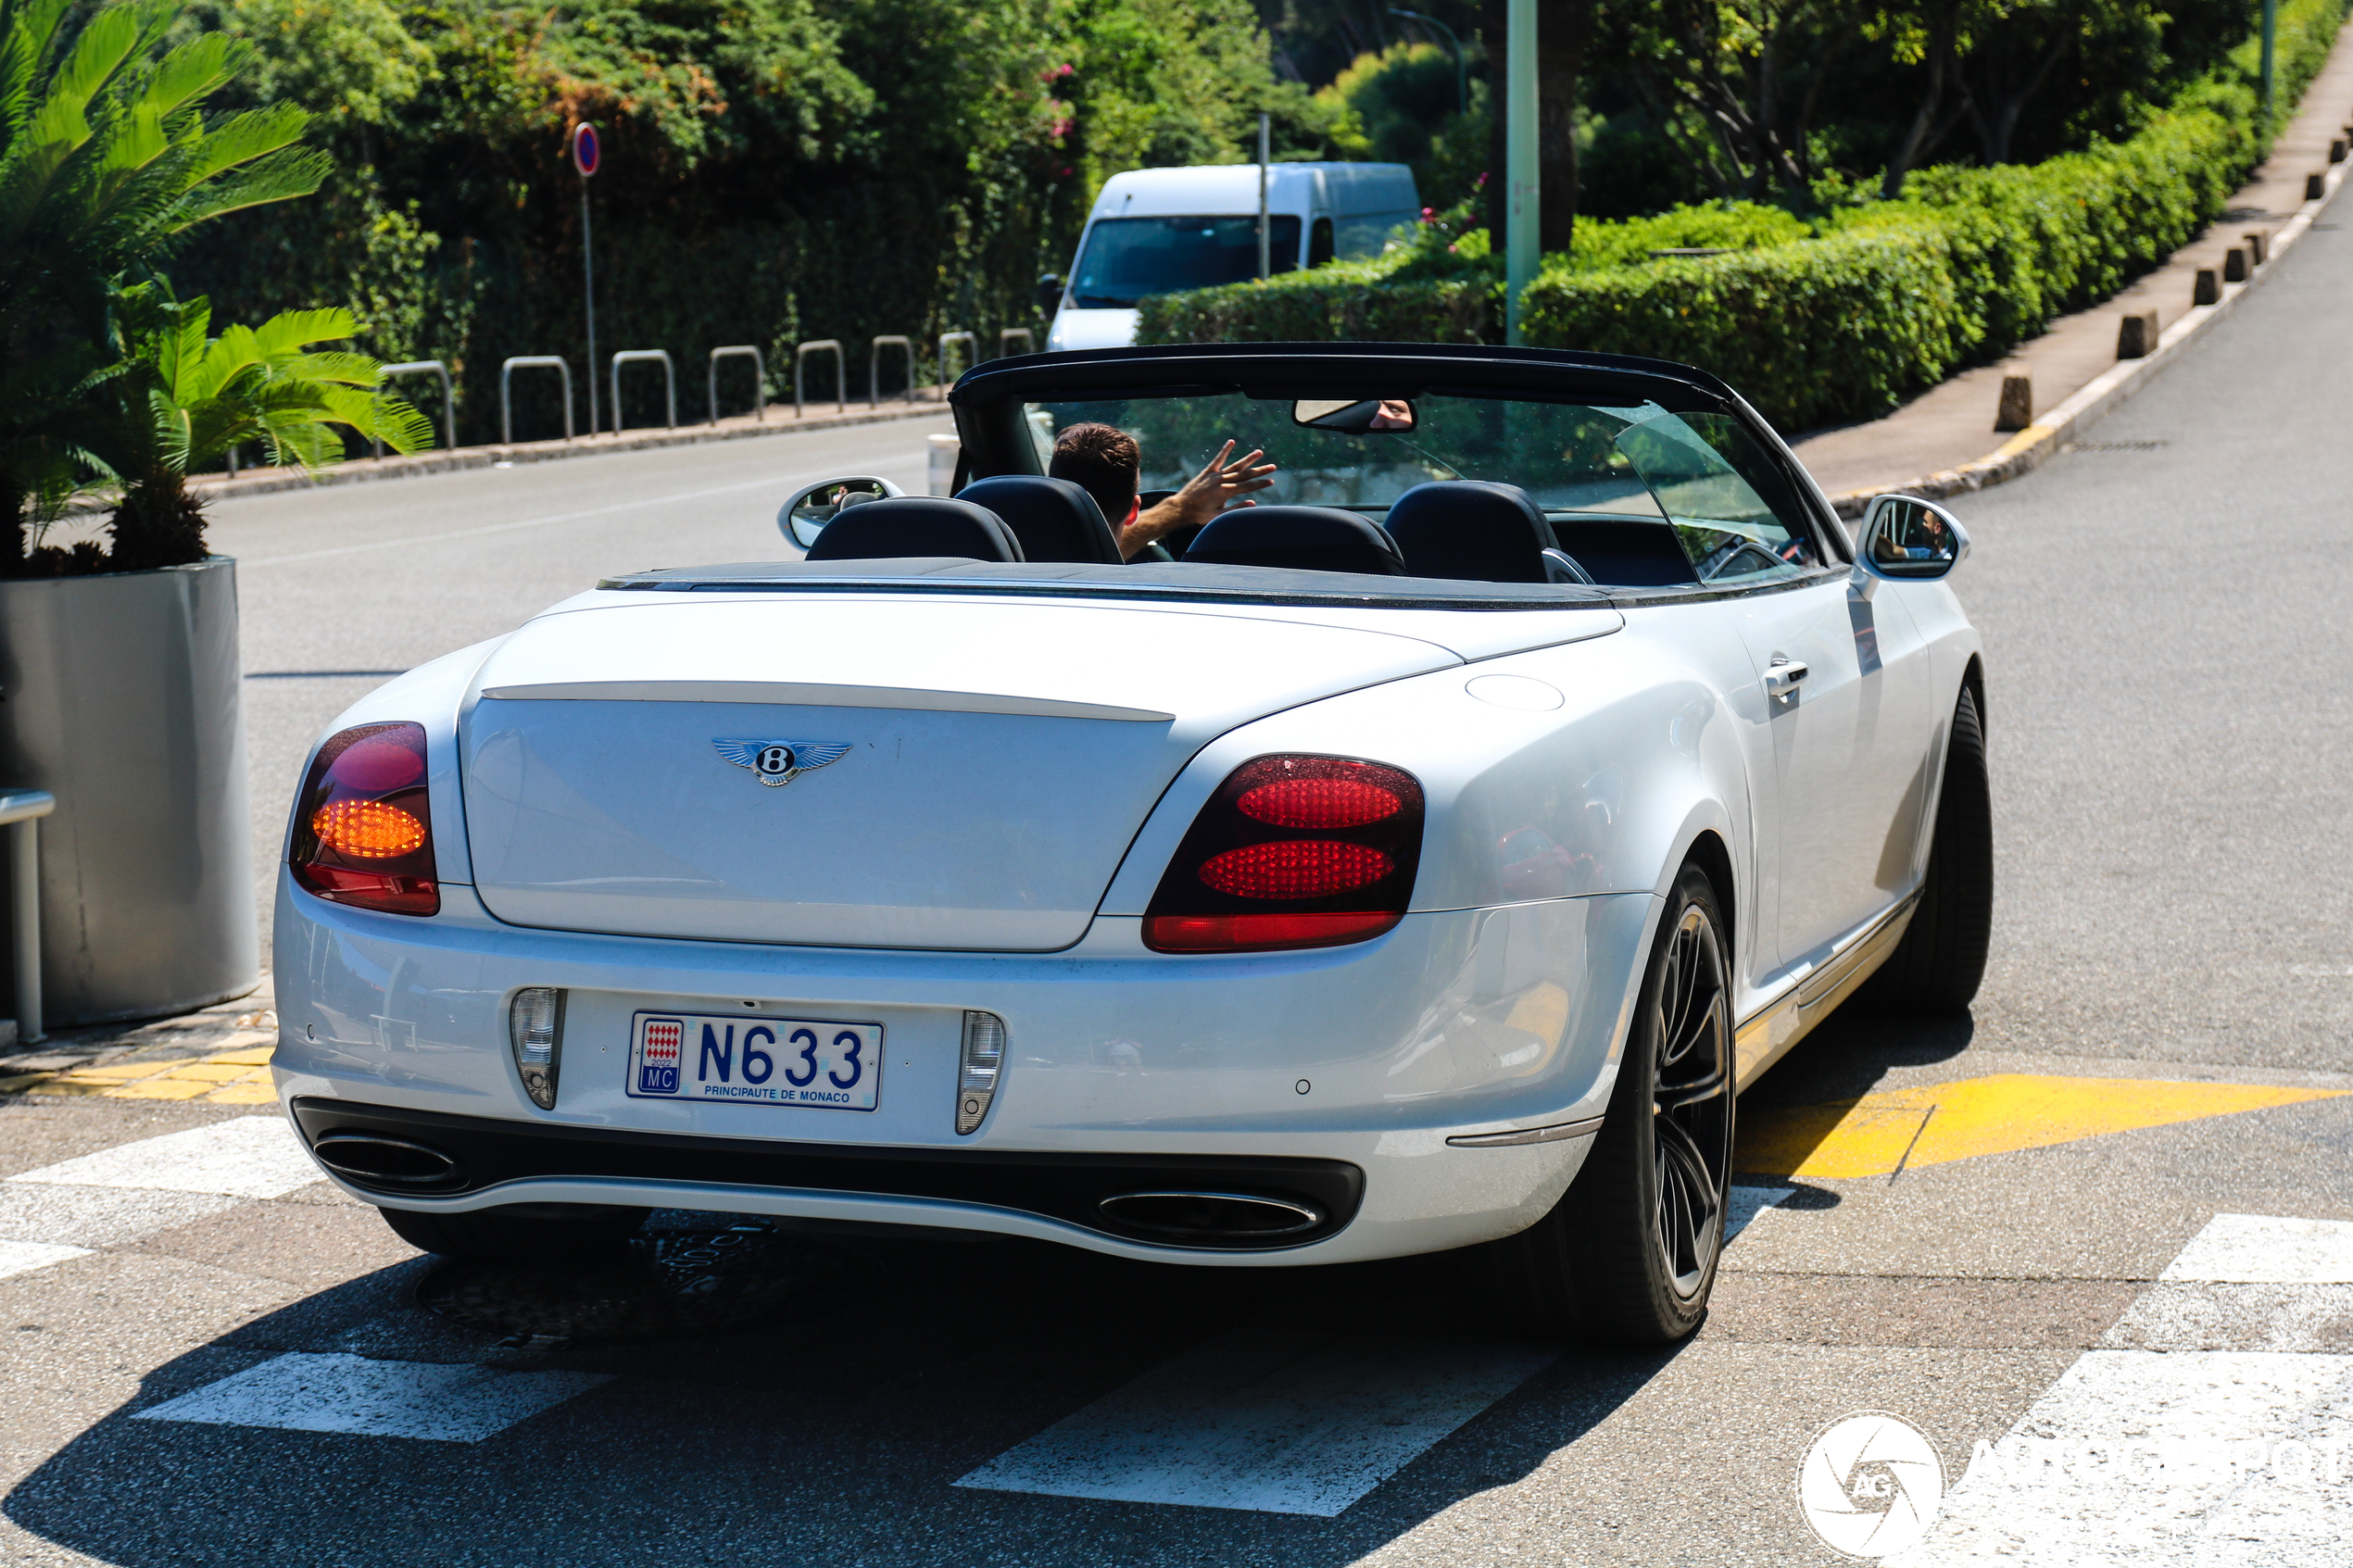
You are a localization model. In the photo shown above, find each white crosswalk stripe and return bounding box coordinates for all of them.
[1894,1214,2353,1566]
[10,1116,321,1199]
[134,1353,613,1443]
[956,1330,1558,1516]
[0,1239,94,1282]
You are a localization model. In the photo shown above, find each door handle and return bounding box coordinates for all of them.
[1763,659,1809,698]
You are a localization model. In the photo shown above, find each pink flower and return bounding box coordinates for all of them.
[1421,207,1434,220]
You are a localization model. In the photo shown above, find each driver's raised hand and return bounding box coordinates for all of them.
[1130,440,1278,550]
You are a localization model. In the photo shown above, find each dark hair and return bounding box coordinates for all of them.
[1049,421,1139,530]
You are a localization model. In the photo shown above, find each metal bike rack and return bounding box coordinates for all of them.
[795,339,845,415]
[870,335,916,408]
[373,360,456,458]
[998,327,1036,358]
[938,331,977,394]
[499,356,575,445]
[2,789,55,1046]
[610,349,676,433]
[708,345,766,423]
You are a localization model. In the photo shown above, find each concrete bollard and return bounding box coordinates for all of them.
[1994,372,2034,432]
[2194,268,2220,306]
[2333,139,2347,164]
[2310,172,2328,201]
[2116,309,2160,359]
[2223,247,2249,283]
[2244,230,2269,266]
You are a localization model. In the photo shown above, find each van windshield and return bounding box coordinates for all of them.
[1070,216,1304,307]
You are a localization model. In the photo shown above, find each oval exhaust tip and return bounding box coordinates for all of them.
[1097,1190,1324,1242]
[312,1132,461,1189]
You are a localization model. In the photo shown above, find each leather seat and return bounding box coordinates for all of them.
[956,477,1124,564]
[1384,481,1554,583]
[1182,505,1406,576]
[803,496,1026,563]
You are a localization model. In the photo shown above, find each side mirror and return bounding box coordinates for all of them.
[778,476,905,551]
[1036,273,1065,317]
[1856,493,1969,581]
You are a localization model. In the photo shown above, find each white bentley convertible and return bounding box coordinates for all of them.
[272,344,1987,1343]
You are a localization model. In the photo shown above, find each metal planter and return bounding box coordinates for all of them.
[0,557,259,1024]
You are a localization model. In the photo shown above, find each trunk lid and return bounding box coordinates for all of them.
[461,594,1492,949]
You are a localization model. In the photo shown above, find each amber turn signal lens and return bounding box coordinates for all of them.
[312,798,427,859]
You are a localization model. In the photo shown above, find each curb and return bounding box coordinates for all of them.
[1825,151,2349,519]
[62,397,950,519]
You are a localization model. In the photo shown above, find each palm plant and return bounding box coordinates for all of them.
[72,287,433,570]
[0,0,331,555]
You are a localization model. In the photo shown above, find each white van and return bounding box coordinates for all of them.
[1043,162,1420,353]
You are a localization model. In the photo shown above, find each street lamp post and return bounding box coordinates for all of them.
[2261,0,2278,118]
[1388,8,1466,114]
[573,122,601,435]
[1504,0,1537,345]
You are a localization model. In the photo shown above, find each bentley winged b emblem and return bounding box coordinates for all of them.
[712,737,852,787]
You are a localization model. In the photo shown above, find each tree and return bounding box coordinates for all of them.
[64,290,430,571]
[0,0,328,555]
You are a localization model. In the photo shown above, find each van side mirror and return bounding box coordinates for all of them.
[1036,273,1065,317]
[778,476,905,551]
[1856,493,1969,581]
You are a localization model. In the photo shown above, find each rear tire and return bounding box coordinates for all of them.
[379,1204,647,1266]
[1491,861,1733,1344]
[1860,683,1993,1012]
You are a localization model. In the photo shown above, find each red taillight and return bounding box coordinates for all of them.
[1237,766,1404,830]
[1144,755,1423,953]
[1200,841,1391,898]
[290,722,439,916]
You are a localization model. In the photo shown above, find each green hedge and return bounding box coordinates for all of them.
[1139,0,2347,432]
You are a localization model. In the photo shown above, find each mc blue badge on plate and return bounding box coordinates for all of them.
[628,1011,883,1110]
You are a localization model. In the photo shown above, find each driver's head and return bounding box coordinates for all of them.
[1049,422,1141,533]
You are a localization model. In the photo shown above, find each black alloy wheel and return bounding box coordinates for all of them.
[1648,894,1734,1302]
[1488,860,1734,1343]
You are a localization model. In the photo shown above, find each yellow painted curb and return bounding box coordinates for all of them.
[1736,1073,2348,1181]
[104,1078,216,1101]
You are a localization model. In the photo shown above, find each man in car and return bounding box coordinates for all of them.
[1049,422,1278,560]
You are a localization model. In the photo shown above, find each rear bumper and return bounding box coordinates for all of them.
[271,871,1655,1264]
[292,1098,1365,1251]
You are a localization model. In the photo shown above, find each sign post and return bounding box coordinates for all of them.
[573,122,601,435]
[1257,114,1271,280]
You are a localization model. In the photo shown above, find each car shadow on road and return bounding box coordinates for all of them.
[5,1225,1688,1566]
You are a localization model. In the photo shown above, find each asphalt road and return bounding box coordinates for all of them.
[4,222,2353,1565]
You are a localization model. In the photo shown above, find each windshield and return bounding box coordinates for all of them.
[1069,217,1304,308]
[1026,392,1820,583]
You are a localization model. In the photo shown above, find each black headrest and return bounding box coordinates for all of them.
[1182,505,1406,576]
[803,496,1025,564]
[956,476,1123,565]
[1384,481,1554,584]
